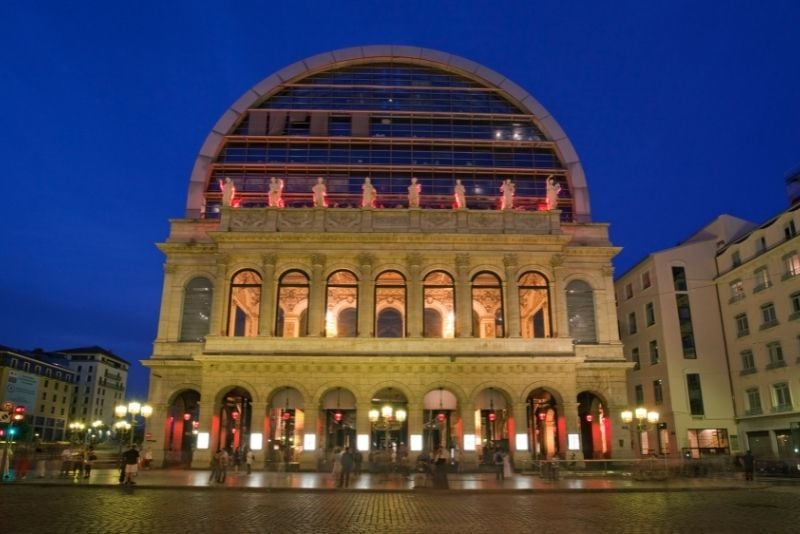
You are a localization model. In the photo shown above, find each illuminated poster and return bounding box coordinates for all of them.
[5,370,39,410]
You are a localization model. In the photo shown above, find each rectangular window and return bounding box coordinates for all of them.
[687,373,705,416]
[772,382,792,411]
[634,384,644,405]
[746,388,762,415]
[791,292,800,319]
[760,303,778,328]
[767,342,785,369]
[740,350,756,374]
[672,266,687,292]
[653,380,664,404]
[676,293,696,358]
[625,283,633,299]
[731,251,741,267]
[753,267,771,292]
[756,236,767,255]
[735,313,750,337]
[785,220,797,240]
[786,253,800,279]
[645,302,655,326]
[631,348,640,371]
[649,340,660,364]
[729,280,745,303]
[628,312,638,335]
[641,271,651,289]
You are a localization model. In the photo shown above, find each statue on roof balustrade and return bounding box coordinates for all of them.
[219,176,236,207]
[454,179,466,209]
[546,175,561,211]
[362,177,377,208]
[312,177,328,208]
[268,177,285,208]
[408,177,421,208]
[500,179,515,210]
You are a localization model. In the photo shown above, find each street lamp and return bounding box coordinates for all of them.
[621,407,660,456]
[369,405,406,451]
[68,421,85,443]
[116,401,153,445]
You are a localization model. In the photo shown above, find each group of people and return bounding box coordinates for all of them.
[57,445,98,479]
[208,446,256,484]
[219,175,562,211]
[330,446,363,488]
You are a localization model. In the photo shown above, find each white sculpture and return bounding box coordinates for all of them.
[408,177,421,208]
[454,179,466,209]
[500,179,515,210]
[219,176,236,207]
[268,177,285,208]
[312,177,327,208]
[362,177,377,208]
[546,175,561,210]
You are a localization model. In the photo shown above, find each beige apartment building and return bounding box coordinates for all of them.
[715,201,800,461]
[615,216,755,459]
[143,46,632,470]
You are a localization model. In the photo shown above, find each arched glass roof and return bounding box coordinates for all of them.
[186,46,590,222]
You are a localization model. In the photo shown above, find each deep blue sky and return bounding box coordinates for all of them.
[2,2,798,400]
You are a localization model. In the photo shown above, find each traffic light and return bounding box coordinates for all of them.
[7,427,16,438]
[12,405,25,422]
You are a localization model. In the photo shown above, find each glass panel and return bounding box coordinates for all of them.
[180,277,213,342]
[519,271,550,338]
[277,271,309,337]
[228,270,262,337]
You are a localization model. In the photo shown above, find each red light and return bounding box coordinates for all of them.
[437,413,446,422]
[334,411,342,422]
[183,413,191,421]
[538,412,546,421]
[585,414,593,422]
[488,412,496,422]
[282,412,291,421]
[231,412,240,420]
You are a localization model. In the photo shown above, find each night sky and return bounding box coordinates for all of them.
[2,2,798,400]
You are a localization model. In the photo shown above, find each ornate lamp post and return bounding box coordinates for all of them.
[621,407,660,457]
[369,404,407,451]
[68,421,85,444]
[115,401,153,446]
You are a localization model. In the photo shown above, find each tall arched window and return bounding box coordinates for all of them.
[326,270,358,337]
[375,270,406,337]
[180,277,213,341]
[228,270,262,337]
[276,270,309,337]
[471,271,504,338]
[566,279,597,343]
[424,271,455,338]
[518,272,551,338]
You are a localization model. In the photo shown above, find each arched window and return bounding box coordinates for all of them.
[180,277,213,341]
[423,271,455,338]
[326,270,358,337]
[566,279,597,343]
[375,270,406,337]
[228,270,262,337]
[471,271,504,338]
[518,272,551,338]
[276,270,309,337]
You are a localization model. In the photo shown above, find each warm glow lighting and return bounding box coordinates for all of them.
[115,405,127,418]
[515,434,529,451]
[250,433,263,451]
[140,405,153,418]
[647,411,660,424]
[183,413,192,421]
[488,411,496,422]
[197,432,210,449]
[381,405,393,419]
[410,434,423,451]
[634,407,647,420]
[357,434,370,452]
[437,412,446,422]
[303,433,316,451]
[585,414,593,422]
[568,433,581,450]
[92,420,103,428]
[395,409,407,423]
[621,410,633,424]
[368,409,379,422]
[128,402,141,416]
[325,310,337,337]
[443,312,455,338]
[463,434,476,451]
[334,411,343,422]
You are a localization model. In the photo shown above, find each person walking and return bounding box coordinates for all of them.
[122,444,140,485]
[215,448,229,483]
[83,447,97,479]
[493,448,505,481]
[743,450,755,481]
[339,447,355,488]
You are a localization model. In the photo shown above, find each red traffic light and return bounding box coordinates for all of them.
[13,405,26,421]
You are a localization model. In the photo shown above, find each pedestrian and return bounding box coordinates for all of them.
[353,448,363,477]
[246,448,255,475]
[208,449,220,484]
[431,447,449,489]
[503,450,514,479]
[142,446,153,469]
[122,444,140,485]
[339,446,354,488]
[742,450,755,481]
[493,448,505,481]
[83,446,97,479]
[215,448,229,483]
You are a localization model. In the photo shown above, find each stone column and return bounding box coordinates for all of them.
[155,263,179,342]
[308,254,326,337]
[459,402,478,470]
[299,406,319,471]
[562,401,582,461]
[258,254,277,336]
[191,398,218,469]
[550,254,568,339]
[357,253,375,337]
[598,264,617,343]
[406,253,423,337]
[512,401,533,467]
[454,254,472,338]
[503,254,521,338]
[357,400,374,453]
[147,402,169,467]
[210,255,230,336]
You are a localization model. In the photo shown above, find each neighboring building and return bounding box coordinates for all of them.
[144,46,631,470]
[0,345,77,441]
[715,202,800,460]
[615,216,755,458]
[54,346,130,429]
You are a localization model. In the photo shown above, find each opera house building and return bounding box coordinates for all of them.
[144,46,631,471]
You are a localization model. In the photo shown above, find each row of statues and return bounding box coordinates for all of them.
[220,176,561,211]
